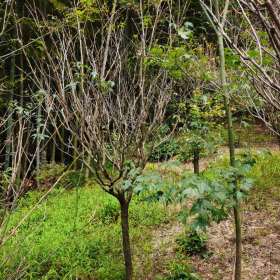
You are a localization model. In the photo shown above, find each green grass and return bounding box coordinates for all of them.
[2,149,280,280]
[0,184,168,280]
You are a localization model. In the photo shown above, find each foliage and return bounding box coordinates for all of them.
[176,229,208,256]
[149,138,180,162]
[177,89,223,163]
[135,161,186,205]
[182,152,255,230]
[0,168,13,191]
[35,164,85,189]
[164,262,201,280]
[139,153,255,232]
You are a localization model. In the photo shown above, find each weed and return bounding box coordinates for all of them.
[164,262,201,280]
[176,230,208,257]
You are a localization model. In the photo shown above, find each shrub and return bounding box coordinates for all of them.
[177,130,221,163]
[165,262,201,280]
[176,230,208,256]
[35,164,85,189]
[149,138,180,162]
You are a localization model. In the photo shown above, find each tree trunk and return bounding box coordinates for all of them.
[277,134,280,149]
[234,203,242,280]
[51,121,56,163]
[5,54,15,170]
[214,1,241,279]
[36,104,42,186]
[118,196,133,280]
[193,149,200,175]
[85,154,91,179]
[61,128,65,164]
[51,134,56,163]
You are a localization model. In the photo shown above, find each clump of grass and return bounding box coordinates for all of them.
[248,151,280,190]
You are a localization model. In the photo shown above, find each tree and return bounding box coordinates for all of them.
[200,1,243,279]
[26,2,176,278]
[202,0,280,138]
[179,89,223,175]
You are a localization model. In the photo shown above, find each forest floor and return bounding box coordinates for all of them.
[146,143,280,280]
[2,125,280,280]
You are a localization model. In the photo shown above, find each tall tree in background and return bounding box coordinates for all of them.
[203,0,280,140]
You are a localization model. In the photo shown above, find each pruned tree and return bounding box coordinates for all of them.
[26,2,175,279]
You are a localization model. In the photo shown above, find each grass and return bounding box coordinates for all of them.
[0,184,168,280]
[1,149,280,280]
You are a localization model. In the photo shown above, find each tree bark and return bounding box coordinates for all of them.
[118,195,133,280]
[193,149,200,175]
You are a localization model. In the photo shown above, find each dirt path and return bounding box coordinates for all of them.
[144,146,280,279]
[189,200,280,279]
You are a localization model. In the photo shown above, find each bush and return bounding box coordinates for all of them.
[176,230,208,256]
[164,262,201,280]
[177,130,222,163]
[149,138,180,162]
[35,164,85,189]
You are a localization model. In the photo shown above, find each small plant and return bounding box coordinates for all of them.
[176,229,208,256]
[177,89,223,174]
[165,262,201,280]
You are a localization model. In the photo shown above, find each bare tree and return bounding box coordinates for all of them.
[201,0,280,125]
[26,2,174,279]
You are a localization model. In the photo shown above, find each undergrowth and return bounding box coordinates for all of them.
[1,150,280,279]
[0,184,168,280]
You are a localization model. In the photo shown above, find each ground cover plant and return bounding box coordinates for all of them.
[0,183,168,280]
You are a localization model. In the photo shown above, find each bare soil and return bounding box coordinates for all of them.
[144,144,280,280]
